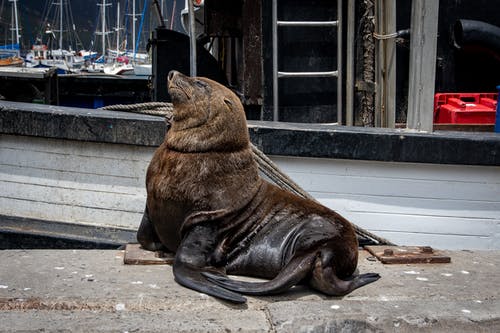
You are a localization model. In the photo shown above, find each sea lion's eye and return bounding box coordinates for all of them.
[195,80,208,89]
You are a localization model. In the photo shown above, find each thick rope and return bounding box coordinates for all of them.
[360,0,376,127]
[102,103,393,245]
[100,102,173,117]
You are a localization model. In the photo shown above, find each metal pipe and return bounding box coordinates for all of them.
[453,19,500,54]
[188,0,197,77]
[278,71,338,78]
[345,0,355,126]
[337,0,343,124]
[272,0,278,121]
[277,21,338,27]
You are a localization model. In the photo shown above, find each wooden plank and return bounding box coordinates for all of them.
[375,0,396,128]
[343,212,498,237]
[318,195,500,220]
[241,0,263,106]
[373,231,496,250]
[123,243,174,265]
[0,134,151,229]
[365,245,451,264]
[271,155,500,184]
[0,197,143,229]
[267,155,500,250]
[283,172,500,202]
[270,157,500,202]
[0,134,155,161]
[0,147,148,180]
[0,179,145,213]
[406,0,440,132]
[0,171,145,196]
[0,163,143,189]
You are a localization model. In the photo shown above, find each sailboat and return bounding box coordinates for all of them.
[101,0,134,75]
[0,0,24,67]
[100,0,151,76]
[24,0,89,73]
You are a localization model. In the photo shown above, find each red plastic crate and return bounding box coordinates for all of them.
[433,93,498,124]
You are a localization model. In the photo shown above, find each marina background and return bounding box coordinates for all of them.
[0,0,185,55]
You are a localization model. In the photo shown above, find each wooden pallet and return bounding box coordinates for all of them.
[365,245,451,264]
[123,243,175,265]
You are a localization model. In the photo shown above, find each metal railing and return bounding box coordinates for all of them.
[272,0,343,123]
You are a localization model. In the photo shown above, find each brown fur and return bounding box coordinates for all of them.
[138,71,379,303]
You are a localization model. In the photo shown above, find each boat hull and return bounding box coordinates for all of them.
[1,132,498,250]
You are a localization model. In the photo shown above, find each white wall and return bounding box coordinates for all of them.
[271,155,500,250]
[2,134,499,250]
[0,134,153,230]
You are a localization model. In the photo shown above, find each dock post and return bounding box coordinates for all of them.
[406,0,439,132]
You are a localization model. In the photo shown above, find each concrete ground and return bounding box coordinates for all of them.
[0,249,499,332]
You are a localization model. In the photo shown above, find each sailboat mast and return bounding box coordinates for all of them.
[10,0,21,46]
[101,0,106,56]
[116,2,120,55]
[59,0,63,50]
[132,0,136,57]
[96,0,112,57]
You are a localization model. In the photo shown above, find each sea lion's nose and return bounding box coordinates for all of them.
[168,70,178,83]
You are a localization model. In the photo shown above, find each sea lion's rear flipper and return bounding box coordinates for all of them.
[309,254,381,296]
[202,252,317,295]
[173,261,246,303]
[174,223,247,304]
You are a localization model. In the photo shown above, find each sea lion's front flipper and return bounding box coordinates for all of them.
[137,206,165,251]
[202,252,317,295]
[173,223,247,304]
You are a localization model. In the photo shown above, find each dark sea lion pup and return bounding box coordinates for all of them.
[137,70,380,303]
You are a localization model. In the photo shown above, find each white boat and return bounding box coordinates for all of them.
[103,62,134,75]
[124,0,152,73]
[25,45,85,74]
[25,0,89,74]
[0,101,498,250]
[133,63,152,76]
[87,0,151,76]
[0,0,24,67]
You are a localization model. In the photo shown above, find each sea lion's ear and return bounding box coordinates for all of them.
[223,98,233,109]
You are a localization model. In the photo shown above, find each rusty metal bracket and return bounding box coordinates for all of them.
[365,245,451,264]
[123,243,175,265]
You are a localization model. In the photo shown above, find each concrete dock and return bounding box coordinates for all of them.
[1,249,499,332]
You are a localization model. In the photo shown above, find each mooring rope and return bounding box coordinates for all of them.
[360,0,376,127]
[101,102,393,245]
[100,102,174,117]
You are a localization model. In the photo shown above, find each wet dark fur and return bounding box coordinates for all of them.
[137,71,380,303]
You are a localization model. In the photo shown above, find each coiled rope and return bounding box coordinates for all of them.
[101,102,393,245]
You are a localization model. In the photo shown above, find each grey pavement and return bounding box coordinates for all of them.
[0,249,499,332]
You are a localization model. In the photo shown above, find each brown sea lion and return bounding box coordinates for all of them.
[137,70,380,303]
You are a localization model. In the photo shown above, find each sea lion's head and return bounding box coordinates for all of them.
[166,70,249,153]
